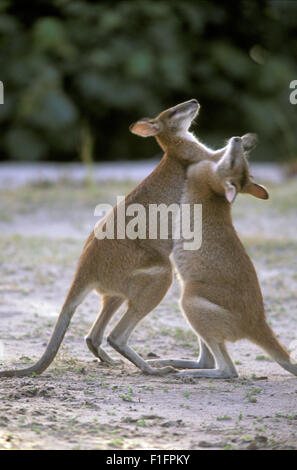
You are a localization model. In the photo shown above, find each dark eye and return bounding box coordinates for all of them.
[169,110,177,118]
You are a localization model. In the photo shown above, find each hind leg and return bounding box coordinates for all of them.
[174,293,238,379]
[176,340,238,379]
[85,295,124,365]
[107,268,176,375]
[147,338,215,369]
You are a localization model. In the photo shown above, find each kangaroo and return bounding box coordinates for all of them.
[0,101,256,378]
[148,137,297,379]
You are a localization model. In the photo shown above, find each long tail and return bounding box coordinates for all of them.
[252,322,297,377]
[0,281,91,378]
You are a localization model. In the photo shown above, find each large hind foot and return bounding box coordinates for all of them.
[175,368,238,379]
[242,133,258,151]
[147,338,215,369]
[147,358,213,369]
[85,337,120,366]
[145,365,177,376]
[174,341,238,379]
[108,334,177,375]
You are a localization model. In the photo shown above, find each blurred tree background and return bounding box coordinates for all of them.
[0,0,296,163]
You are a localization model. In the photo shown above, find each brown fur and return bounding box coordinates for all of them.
[170,137,297,378]
[0,103,257,377]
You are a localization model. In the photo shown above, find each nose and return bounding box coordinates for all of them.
[230,137,243,152]
[230,137,242,145]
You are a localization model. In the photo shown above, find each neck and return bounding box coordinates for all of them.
[177,129,198,143]
[155,131,195,150]
[156,131,214,164]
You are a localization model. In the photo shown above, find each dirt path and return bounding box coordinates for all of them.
[0,175,296,450]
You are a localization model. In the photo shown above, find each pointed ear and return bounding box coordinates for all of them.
[224,181,237,203]
[246,182,269,200]
[129,120,161,137]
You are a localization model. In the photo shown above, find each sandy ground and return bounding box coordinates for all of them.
[0,168,297,450]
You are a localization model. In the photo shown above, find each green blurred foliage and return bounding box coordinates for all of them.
[0,0,296,162]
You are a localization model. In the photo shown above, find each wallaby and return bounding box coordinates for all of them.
[148,137,297,379]
[0,101,256,378]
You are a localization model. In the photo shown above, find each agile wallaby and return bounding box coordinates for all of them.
[148,137,297,379]
[0,102,256,378]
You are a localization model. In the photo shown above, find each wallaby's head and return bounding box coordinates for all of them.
[215,137,269,203]
[129,99,199,141]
